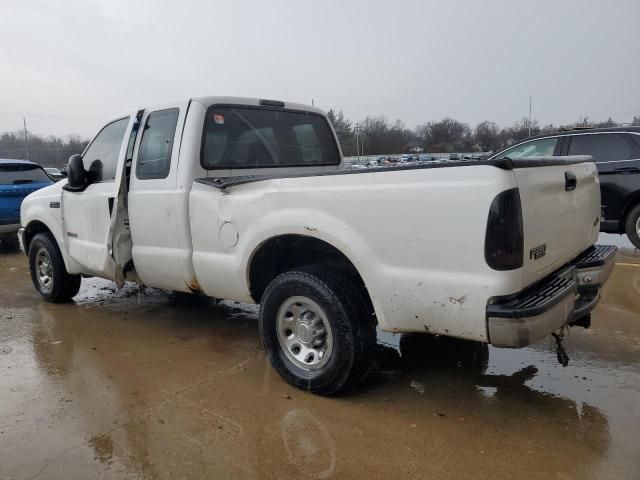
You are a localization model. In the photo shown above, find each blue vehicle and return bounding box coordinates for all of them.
[0,160,53,243]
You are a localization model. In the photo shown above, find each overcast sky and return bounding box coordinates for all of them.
[1,0,639,137]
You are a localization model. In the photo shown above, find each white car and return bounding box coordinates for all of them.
[19,96,615,395]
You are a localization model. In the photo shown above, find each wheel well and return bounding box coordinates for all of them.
[249,234,372,308]
[23,221,53,253]
[620,193,640,232]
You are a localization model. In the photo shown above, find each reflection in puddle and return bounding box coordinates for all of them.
[281,409,336,479]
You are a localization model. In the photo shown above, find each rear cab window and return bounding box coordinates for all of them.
[0,164,52,185]
[201,106,340,169]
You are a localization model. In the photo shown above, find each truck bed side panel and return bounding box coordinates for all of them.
[189,165,520,342]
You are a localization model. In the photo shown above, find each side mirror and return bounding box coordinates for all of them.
[63,154,87,192]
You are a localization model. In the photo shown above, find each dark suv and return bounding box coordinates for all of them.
[490,127,640,248]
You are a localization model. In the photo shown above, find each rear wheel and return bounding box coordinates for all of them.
[625,204,640,249]
[259,265,376,395]
[28,233,81,302]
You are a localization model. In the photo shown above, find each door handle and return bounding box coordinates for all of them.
[565,171,577,191]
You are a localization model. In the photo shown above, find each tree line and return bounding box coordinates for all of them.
[327,110,640,157]
[1,112,639,167]
[0,131,88,168]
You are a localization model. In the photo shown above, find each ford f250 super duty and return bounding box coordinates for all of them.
[18,97,616,395]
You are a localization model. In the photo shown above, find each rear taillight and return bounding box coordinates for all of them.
[485,188,524,270]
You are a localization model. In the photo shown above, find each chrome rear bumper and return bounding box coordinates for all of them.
[487,245,616,348]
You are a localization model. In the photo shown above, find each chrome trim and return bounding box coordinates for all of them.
[488,292,576,348]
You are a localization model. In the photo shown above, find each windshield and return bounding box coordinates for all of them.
[0,164,52,185]
[201,106,341,169]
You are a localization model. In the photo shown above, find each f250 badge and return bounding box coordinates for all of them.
[530,244,547,260]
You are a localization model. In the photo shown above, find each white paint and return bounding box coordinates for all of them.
[20,96,603,345]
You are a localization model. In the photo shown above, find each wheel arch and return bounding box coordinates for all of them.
[23,220,54,253]
[22,218,81,274]
[247,233,377,321]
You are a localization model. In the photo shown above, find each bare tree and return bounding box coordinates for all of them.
[474,121,501,152]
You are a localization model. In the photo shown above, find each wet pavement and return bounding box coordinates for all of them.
[1,243,639,479]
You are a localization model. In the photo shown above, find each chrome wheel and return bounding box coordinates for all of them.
[35,247,53,291]
[276,296,333,371]
[636,216,640,237]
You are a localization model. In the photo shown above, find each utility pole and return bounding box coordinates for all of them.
[528,95,532,138]
[354,123,361,161]
[23,117,29,160]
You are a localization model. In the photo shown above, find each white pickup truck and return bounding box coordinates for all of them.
[19,96,616,394]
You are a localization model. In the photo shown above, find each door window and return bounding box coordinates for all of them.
[568,133,632,162]
[494,137,558,160]
[82,117,129,182]
[136,109,179,180]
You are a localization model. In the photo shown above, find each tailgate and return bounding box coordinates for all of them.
[512,156,600,286]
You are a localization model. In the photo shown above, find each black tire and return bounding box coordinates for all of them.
[259,265,376,395]
[28,233,81,302]
[625,204,640,249]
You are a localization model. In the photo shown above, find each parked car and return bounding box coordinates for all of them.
[19,96,614,395]
[44,167,66,181]
[490,127,640,248]
[449,153,461,160]
[1,160,53,244]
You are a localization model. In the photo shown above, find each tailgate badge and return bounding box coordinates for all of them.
[530,244,546,260]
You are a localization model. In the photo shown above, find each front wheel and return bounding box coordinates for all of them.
[28,233,81,302]
[259,265,376,395]
[625,204,640,249]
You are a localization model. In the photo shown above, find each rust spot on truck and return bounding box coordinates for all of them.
[304,225,317,233]
[186,277,203,294]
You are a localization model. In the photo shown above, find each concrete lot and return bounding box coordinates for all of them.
[1,242,639,479]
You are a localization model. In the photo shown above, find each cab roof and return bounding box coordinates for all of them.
[191,96,325,116]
